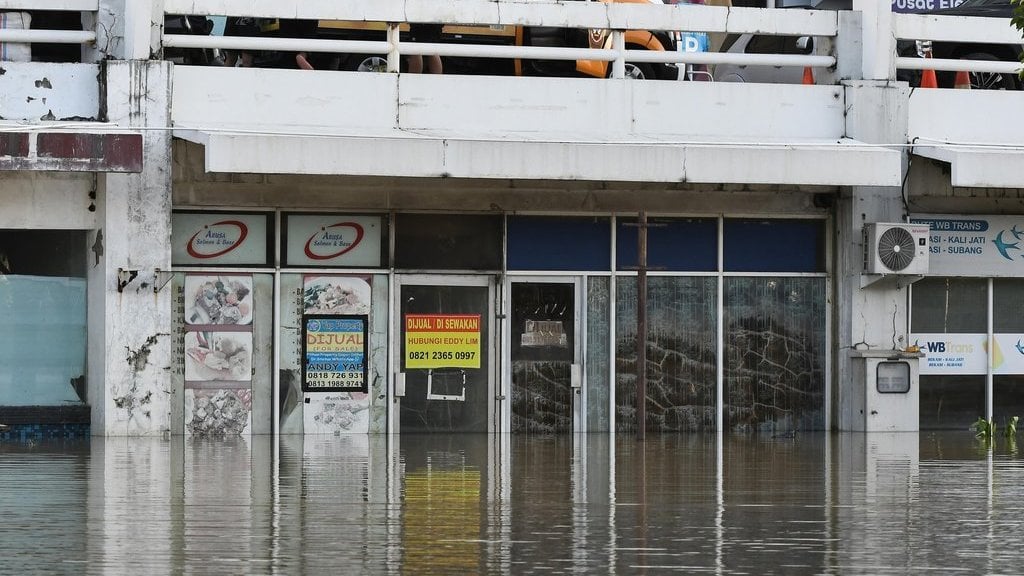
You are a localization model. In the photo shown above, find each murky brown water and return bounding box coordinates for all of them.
[2,432,1023,574]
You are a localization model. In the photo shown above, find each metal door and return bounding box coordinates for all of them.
[508,278,583,434]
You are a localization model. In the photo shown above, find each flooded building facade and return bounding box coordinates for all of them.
[0,0,1021,437]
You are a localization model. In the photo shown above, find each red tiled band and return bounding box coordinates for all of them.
[0,132,30,158]
[37,133,143,171]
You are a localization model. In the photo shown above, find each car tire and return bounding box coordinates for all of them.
[347,55,389,73]
[622,61,657,80]
[960,52,1019,90]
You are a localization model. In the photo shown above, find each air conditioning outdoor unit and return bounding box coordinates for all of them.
[863,223,930,275]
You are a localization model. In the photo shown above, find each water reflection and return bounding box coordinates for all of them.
[2,432,1024,574]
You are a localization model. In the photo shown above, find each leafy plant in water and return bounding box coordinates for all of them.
[973,417,995,439]
[1005,415,1019,438]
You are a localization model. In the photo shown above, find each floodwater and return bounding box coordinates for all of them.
[2,433,1023,575]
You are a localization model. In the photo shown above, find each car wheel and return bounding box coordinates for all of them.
[623,61,657,80]
[348,55,389,73]
[961,52,1018,90]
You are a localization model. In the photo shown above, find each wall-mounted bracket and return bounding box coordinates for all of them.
[153,268,174,293]
[860,274,924,290]
[116,267,140,293]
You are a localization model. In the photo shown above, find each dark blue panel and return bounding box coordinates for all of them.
[507,216,611,271]
[723,219,825,273]
[617,218,717,272]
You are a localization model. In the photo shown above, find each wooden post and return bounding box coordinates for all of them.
[637,211,647,440]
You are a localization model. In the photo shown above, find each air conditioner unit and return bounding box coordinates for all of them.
[863,223,930,275]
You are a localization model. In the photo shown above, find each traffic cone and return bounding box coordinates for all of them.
[954,69,971,89]
[802,66,814,85]
[920,68,938,88]
[920,53,937,88]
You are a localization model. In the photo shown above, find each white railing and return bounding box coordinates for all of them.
[160,1,840,78]
[0,0,97,46]
[894,11,1023,76]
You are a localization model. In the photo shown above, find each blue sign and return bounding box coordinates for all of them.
[913,215,1024,277]
[303,314,368,392]
[891,0,965,13]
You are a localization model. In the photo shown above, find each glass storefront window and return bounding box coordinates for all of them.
[616,217,717,272]
[394,214,502,271]
[508,216,610,271]
[994,376,1024,427]
[615,276,718,432]
[723,219,825,273]
[723,277,825,432]
[911,278,987,333]
[993,279,1024,333]
[587,277,611,432]
[0,231,87,406]
[920,375,984,430]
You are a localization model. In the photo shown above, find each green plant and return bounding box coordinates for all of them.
[1014,0,1024,80]
[1005,416,1019,437]
[974,417,995,439]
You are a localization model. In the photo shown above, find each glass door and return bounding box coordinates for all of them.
[394,275,496,433]
[509,279,582,434]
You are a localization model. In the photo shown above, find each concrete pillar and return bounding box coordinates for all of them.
[852,0,895,82]
[835,80,913,431]
[82,0,160,62]
[87,60,173,435]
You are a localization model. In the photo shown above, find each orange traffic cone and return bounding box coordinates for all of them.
[920,68,938,88]
[802,66,814,85]
[954,69,971,89]
[920,53,938,88]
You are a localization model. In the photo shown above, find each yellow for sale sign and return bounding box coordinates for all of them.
[404,314,481,369]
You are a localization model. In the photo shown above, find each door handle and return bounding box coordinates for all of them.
[394,372,406,398]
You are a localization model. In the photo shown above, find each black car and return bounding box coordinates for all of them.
[898,0,1022,89]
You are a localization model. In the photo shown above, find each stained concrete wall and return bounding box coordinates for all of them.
[87,60,173,436]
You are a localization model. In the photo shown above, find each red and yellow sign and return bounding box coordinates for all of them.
[404,314,481,369]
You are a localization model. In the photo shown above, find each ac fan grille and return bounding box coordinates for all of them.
[877,227,916,271]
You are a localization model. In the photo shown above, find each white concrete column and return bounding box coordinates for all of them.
[835,80,912,431]
[125,0,161,60]
[853,0,895,81]
[83,0,160,61]
[87,60,173,436]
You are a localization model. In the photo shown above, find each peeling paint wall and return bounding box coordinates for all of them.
[0,63,100,121]
[0,172,96,229]
[88,60,173,436]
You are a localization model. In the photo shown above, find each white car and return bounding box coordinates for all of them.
[712,0,850,84]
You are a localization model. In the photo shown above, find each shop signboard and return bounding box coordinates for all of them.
[914,333,1024,376]
[912,215,1024,277]
[285,214,384,267]
[302,315,368,393]
[172,211,271,266]
[891,0,964,12]
[405,314,482,369]
[913,333,987,375]
[992,334,1024,375]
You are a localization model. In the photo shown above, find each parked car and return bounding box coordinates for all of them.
[315,0,680,80]
[897,0,1021,89]
[712,0,850,84]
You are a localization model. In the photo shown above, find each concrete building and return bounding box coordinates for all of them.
[0,0,1021,437]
